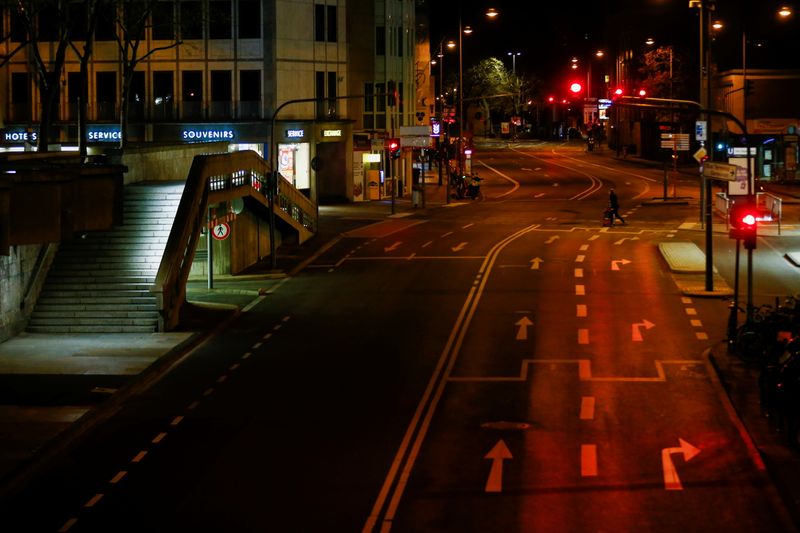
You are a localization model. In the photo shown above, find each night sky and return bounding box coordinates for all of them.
[423,1,799,97]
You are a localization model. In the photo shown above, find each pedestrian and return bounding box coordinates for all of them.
[609,188,626,225]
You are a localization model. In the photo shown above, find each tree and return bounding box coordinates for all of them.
[465,58,534,135]
[10,0,73,152]
[111,0,183,149]
[68,0,105,158]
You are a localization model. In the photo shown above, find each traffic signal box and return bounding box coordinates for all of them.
[729,201,758,249]
[387,138,401,159]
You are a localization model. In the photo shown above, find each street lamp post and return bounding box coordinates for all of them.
[507,52,521,74]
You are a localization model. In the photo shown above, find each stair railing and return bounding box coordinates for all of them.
[152,150,318,331]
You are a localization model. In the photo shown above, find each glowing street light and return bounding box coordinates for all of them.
[778,5,793,17]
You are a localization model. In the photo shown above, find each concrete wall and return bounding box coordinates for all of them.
[120,143,230,184]
[0,243,55,343]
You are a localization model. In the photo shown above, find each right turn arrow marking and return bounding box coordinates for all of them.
[662,438,701,490]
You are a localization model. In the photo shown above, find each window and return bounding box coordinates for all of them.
[210,70,232,118]
[375,26,385,56]
[38,10,59,41]
[397,29,403,57]
[238,0,260,39]
[209,1,232,39]
[96,72,117,120]
[10,72,31,121]
[181,70,203,119]
[364,83,374,112]
[375,83,385,112]
[153,71,174,120]
[180,1,202,39]
[152,2,176,40]
[95,2,116,41]
[129,72,146,120]
[315,4,337,42]
[239,70,261,118]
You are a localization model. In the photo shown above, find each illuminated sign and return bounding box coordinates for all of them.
[3,130,38,142]
[431,122,442,137]
[322,129,342,137]
[182,129,235,140]
[88,126,122,141]
[287,129,305,138]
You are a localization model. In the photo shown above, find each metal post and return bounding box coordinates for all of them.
[207,208,214,289]
[727,239,741,346]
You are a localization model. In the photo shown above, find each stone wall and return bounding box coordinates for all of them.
[0,243,54,343]
[121,142,229,184]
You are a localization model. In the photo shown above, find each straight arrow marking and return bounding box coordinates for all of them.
[530,257,543,270]
[515,316,534,340]
[451,242,468,252]
[485,440,512,492]
[384,241,402,252]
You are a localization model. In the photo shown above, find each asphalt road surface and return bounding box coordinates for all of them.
[1,142,796,532]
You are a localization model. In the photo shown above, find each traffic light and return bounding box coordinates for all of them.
[612,87,624,99]
[569,82,583,94]
[729,201,758,249]
[745,79,755,97]
[387,138,401,159]
[637,88,647,98]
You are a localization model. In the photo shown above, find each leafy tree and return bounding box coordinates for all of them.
[465,57,535,134]
[638,45,688,101]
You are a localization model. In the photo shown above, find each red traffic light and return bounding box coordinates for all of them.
[729,202,758,248]
[613,87,624,98]
[569,82,583,94]
[547,96,555,103]
[386,138,401,159]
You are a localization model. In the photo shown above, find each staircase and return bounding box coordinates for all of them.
[27,182,184,333]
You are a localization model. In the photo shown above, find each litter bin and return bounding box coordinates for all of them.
[412,185,422,207]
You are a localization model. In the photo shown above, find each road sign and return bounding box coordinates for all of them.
[660,133,690,151]
[693,147,707,163]
[702,161,737,181]
[695,120,707,141]
[212,222,231,240]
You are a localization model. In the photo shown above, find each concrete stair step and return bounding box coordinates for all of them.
[48,269,157,278]
[31,310,158,319]
[34,302,157,312]
[41,284,154,295]
[26,325,157,334]
[28,316,158,326]
[45,276,155,285]
[37,296,156,305]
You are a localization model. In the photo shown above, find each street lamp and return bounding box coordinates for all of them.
[507,52,521,74]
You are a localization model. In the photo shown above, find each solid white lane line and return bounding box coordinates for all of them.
[580,397,596,420]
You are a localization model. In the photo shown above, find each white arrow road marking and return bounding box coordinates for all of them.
[534,193,545,198]
[611,259,632,271]
[485,440,512,493]
[545,236,560,244]
[451,242,468,252]
[614,237,640,245]
[515,316,534,340]
[662,438,701,490]
[384,241,402,252]
[632,319,655,341]
[530,257,543,270]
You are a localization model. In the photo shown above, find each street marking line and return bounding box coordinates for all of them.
[152,432,167,444]
[85,494,104,508]
[574,268,584,278]
[581,445,598,476]
[263,333,272,340]
[217,375,228,383]
[577,304,587,317]
[110,471,127,484]
[273,324,283,330]
[203,388,214,397]
[58,518,78,532]
[588,235,599,241]
[579,244,589,251]
[229,363,240,371]
[575,255,586,263]
[364,224,541,533]
[690,319,703,327]
[422,240,433,248]
[578,329,589,344]
[252,342,263,349]
[448,359,703,383]
[131,451,147,463]
[242,352,252,359]
[575,285,585,296]
[171,416,184,426]
[681,297,692,304]
[282,315,291,322]
[580,397,596,420]
[696,332,709,340]
[685,308,697,315]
